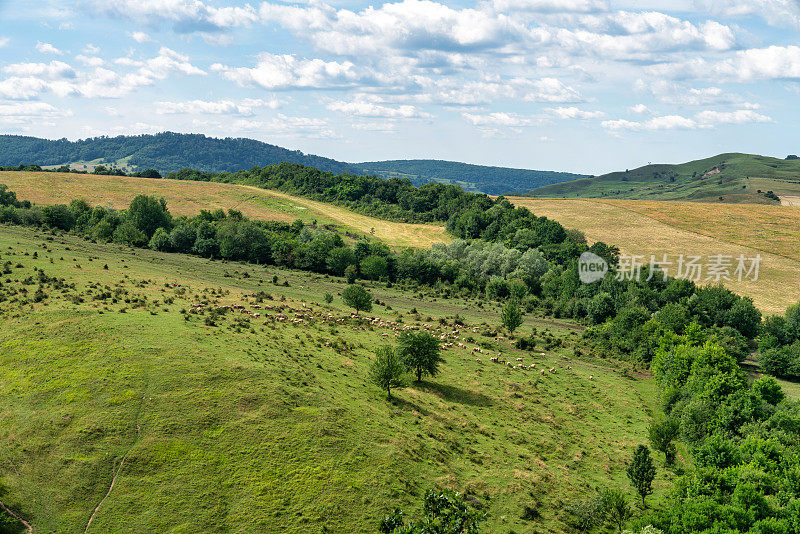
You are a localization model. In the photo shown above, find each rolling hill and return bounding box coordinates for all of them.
[529,152,800,204]
[0,133,582,196]
[355,160,586,195]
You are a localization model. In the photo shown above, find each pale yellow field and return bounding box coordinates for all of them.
[0,171,449,249]
[510,197,800,315]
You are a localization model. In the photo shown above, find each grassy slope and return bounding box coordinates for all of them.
[529,153,800,203]
[509,197,800,315]
[0,226,664,533]
[0,171,449,249]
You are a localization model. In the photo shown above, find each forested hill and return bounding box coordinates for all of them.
[355,159,586,195]
[0,133,354,175]
[0,133,582,195]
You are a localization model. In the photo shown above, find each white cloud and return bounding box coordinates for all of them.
[0,101,72,125]
[85,0,259,32]
[75,55,105,67]
[0,48,205,100]
[695,0,800,28]
[36,42,63,55]
[649,45,800,82]
[155,98,283,115]
[0,78,49,100]
[84,44,100,54]
[212,53,364,90]
[602,109,773,131]
[549,106,605,119]
[130,31,151,43]
[201,33,235,46]
[327,99,431,118]
[629,103,650,114]
[0,38,9,48]
[521,78,584,102]
[228,114,338,139]
[492,0,608,13]
[635,79,744,105]
[462,111,546,127]
[602,114,700,131]
[3,61,75,79]
[694,109,773,125]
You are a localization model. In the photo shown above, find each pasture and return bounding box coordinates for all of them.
[510,197,800,315]
[0,171,450,249]
[0,225,664,533]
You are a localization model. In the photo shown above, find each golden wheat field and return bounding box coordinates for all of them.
[0,171,450,249]
[510,197,800,315]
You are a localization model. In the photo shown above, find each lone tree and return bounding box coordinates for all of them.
[370,346,406,399]
[342,284,373,315]
[602,488,632,533]
[626,445,656,508]
[398,330,444,383]
[648,419,680,466]
[501,299,524,334]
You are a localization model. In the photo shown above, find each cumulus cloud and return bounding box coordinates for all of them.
[522,78,584,102]
[492,0,608,13]
[155,98,283,115]
[0,48,205,100]
[462,111,546,127]
[4,61,76,79]
[635,79,745,105]
[629,103,650,114]
[327,99,431,118]
[85,0,259,32]
[695,0,800,28]
[0,101,73,125]
[36,42,63,55]
[649,45,800,81]
[549,106,605,119]
[0,38,9,48]
[75,55,105,67]
[212,53,364,90]
[602,108,772,131]
[130,31,151,43]
[227,114,338,139]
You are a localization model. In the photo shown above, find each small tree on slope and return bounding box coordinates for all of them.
[626,445,656,508]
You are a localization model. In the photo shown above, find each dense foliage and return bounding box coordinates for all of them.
[379,490,486,534]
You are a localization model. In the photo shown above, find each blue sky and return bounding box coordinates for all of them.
[1,0,799,174]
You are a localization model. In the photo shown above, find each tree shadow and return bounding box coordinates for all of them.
[388,395,431,416]
[418,382,493,407]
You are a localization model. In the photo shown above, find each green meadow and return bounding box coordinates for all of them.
[0,225,666,533]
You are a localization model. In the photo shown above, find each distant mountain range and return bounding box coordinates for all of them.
[0,133,585,196]
[530,152,800,204]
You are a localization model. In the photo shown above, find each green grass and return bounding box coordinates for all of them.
[530,152,800,203]
[0,226,668,533]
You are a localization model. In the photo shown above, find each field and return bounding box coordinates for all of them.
[0,225,666,533]
[530,153,800,203]
[510,197,800,315]
[0,171,449,249]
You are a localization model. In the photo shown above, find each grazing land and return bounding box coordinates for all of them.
[0,225,663,533]
[530,153,800,203]
[510,196,800,314]
[0,171,450,249]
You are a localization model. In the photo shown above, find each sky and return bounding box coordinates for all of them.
[1,1,799,174]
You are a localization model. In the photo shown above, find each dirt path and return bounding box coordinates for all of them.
[83,447,134,533]
[780,195,800,207]
[0,499,32,533]
[84,381,149,533]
